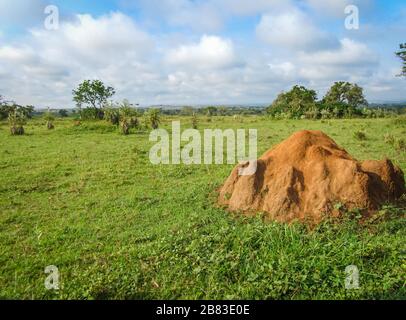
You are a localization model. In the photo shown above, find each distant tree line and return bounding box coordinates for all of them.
[265,82,402,119]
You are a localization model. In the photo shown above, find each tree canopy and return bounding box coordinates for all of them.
[266,85,317,117]
[266,82,368,119]
[0,96,34,120]
[396,43,406,77]
[72,80,115,111]
[323,82,367,108]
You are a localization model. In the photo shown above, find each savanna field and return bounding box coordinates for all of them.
[0,116,405,299]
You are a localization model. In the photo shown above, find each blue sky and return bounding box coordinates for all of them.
[0,0,405,107]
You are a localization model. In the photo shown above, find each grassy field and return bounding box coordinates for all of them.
[0,116,405,299]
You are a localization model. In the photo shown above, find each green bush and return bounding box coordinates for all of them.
[383,133,395,145]
[353,130,367,141]
[8,108,26,135]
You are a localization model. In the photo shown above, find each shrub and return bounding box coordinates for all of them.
[147,109,161,129]
[383,133,395,145]
[43,110,55,130]
[192,113,198,129]
[8,108,26,135]
[394,138,406,153]
[103,105,120,125]
[353,130,367,140]
[120,118,130,135]
[119,101,139,129]
[320,110,332,119]
[79,107,100,120]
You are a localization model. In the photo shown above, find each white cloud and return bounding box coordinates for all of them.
[268,62,296,79]
[256,8,339,51]
[300,38,377,65]
[0,12,155,106]
[30,13,153,67]
[166,35,239,70]
[0,2,403,106]
[287,38,380,99]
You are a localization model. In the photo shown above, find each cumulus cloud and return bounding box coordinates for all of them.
[256,8,339,51]
[299,38,378,68]
[165,35,240,70]
[293,38,380,96]
[0,12,155,106]
[0,1,403,106]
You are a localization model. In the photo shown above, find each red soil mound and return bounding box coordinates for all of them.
[218,130,405,223]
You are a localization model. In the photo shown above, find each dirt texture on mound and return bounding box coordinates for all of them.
[218,130,405,223]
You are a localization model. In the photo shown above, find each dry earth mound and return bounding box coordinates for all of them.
[218,130,405,223]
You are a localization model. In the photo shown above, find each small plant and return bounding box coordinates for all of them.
[394,138,406,153]
[147,108,161,129]
[320,110,332,119]
[103,104,120,125]
[353,130,367,141]
[119,101,139,129]
[8,108,26,135]
[191,113,198,129]
[119,117,130,135]
[383,133,395,145]
[43,110,55,130]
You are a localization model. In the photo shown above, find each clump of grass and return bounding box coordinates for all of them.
[394,138,406,153]
[119,118,130,135]
[353,130,367,141]
[392,116,406,127]
[192,113,198,129]
[384,133,406,153]
[383,133,395,145]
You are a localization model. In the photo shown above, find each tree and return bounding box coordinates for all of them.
[0,96,12,120]
[205,106,217,116]
[104,104,120,125]
[323,82,367,109]
[147,108,161,129]
[58,109,68,117]
[118,100,139,134]
[0,97,33,120]
[20,105,34,118]
[396,43,406,77]
[8,106,26,135]
[266,85,317,118]
[72,80,115,119]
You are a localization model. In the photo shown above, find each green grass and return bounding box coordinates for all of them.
[0,116,405,299]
